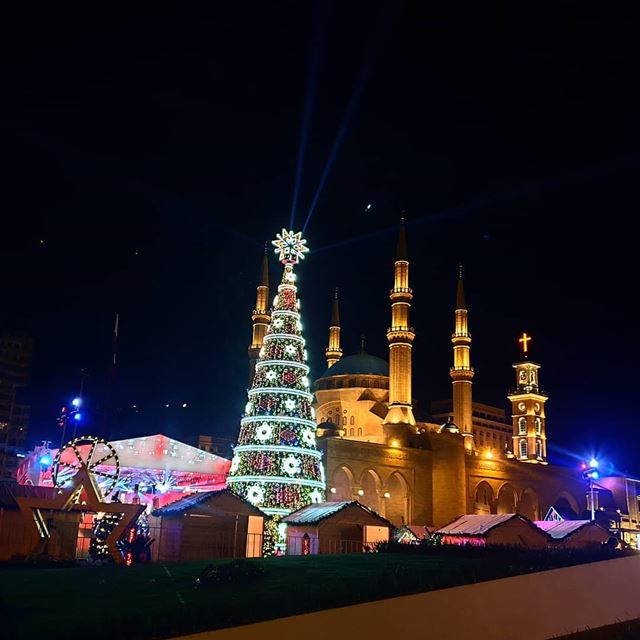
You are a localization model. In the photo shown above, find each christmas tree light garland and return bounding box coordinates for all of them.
[227,229,326,536]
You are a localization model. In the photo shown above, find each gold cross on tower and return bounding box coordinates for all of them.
[518,332,532,354]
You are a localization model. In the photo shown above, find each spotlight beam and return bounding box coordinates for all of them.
[302,68,370,235]
[290,25,323,229]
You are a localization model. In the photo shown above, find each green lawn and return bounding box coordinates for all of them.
[0,548,631,639]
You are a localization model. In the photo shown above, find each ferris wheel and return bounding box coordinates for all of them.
[52,435,120,498]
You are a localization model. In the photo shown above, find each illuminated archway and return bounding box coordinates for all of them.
[518,487,540,520]
[474,481,494,515]
[358,469,382,513]
[497,483,517,514]
[384,471,410,525]
[330,465,355,501]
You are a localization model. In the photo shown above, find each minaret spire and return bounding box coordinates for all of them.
[450,264,475,451]
[248,245,271,384]
[325,287,343,368]
[383,216,416,444]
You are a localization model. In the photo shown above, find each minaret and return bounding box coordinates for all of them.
[450,265,475,451]
[507,333,549,464]
[382,217,416,444]
[248,246,270,384]
[325,288,343,368]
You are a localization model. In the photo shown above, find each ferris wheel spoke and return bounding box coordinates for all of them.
[86,440,98,468]
[71,444,85,466]
[90,452,116,469]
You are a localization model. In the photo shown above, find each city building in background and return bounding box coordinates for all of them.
[0,333,33,480]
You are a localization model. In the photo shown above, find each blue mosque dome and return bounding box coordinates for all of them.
[319,353,389,379]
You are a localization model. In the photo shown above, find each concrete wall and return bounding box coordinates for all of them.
[176,556,640,640]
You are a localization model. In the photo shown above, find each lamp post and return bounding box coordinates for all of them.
[581,458,599,521]
[58,398,82,449]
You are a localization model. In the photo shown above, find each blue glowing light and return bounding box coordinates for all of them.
[589,458,599,468]
[72,398,82,408]
[73,412,82,421]
[590,470,599,480]
[39,455,52,465]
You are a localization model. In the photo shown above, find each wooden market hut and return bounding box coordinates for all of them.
[282,501,392,555]
[434,513,550,549]
[534,520,615,549]
[149,489,265,562]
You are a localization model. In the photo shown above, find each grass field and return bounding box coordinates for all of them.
[0,548,630,639]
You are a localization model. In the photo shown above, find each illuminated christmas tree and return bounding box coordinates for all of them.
[227,229,325,542]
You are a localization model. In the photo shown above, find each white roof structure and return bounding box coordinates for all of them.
[282,501,391,526]
[110,434,229,474]
[534,520,596,539]
[435,513,521,536]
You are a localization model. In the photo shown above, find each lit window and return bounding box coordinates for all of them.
[520,439,528,458]
[357,428,362,436]
[536,439,543,458]
[342,416,347,426]
[535,417,541,435]
[518,417,527,435]
[350,416,355,425]
[349,428,354,436]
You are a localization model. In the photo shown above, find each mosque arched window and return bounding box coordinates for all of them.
[519,439,528,459]
[350,416,355,425]
[518,417,527,435]
[342,416,347,426]
[536,439,543,459]
[535,417,541,435]
[349,428,354,436]
[357,428,362,436]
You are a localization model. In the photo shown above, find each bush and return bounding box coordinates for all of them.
[196,559,266,589]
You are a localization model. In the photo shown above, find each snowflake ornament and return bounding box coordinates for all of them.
[272,229,309,264]
[285,344,297,356]
[246,485,265,506]
[302,428,316,447]
[309,489,323,504]
[282,455,301,476]
[229,455,240,474]
[284,398,296,411]
[273,317,283,329]
[265,370,277,382]
[256,422,273,442]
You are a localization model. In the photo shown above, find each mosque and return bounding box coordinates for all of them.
[245,224,629,532]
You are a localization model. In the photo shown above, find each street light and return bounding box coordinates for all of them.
[57,401,83,448]
[581,459,599,521]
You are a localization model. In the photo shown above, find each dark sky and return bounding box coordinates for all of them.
[1,3,638,475]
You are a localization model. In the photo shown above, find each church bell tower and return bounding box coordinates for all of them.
[382,217,416,445]
[507,333,548,464]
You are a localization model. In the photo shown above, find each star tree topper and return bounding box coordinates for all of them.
[272,228,309,265]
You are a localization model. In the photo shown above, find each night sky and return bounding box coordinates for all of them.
[2,3,638,475]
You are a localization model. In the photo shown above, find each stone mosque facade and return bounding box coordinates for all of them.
[247,225,587,528]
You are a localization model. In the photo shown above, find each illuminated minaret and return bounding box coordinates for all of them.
[248,246,270,384]
[383,218,416,444]
[450,265,475,451]
[325,288,343,368]
[507,333,548,464]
